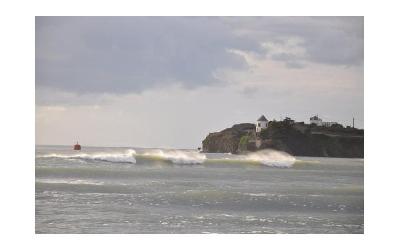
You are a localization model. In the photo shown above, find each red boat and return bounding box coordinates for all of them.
[73,142,81,150]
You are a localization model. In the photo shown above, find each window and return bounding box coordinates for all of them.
[258,123,261,127]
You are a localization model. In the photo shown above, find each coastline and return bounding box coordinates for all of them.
[201,121,364,158]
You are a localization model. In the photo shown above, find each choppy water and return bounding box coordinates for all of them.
[35,145,363,234]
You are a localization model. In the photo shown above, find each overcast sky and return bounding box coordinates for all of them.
[36,16,363,148]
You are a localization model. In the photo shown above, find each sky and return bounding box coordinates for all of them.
[36,16,364,148]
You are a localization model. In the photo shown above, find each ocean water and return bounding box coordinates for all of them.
[35,145,364,234]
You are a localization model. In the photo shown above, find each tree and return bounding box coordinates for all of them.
[260,128,269,140]
[331,123,343,129]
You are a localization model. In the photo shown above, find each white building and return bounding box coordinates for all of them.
[256,115,268,133]
[310,115,323,126]
[310,115,338,127]
[322,121,338,127]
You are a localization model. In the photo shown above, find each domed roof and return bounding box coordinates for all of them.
[257,115,267,121]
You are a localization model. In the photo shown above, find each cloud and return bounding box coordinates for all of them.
[36,17,261,94]
[36,16,363,98]
[224,16,364,66]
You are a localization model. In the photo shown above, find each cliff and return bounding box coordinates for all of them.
[201,123,255,153]
[201,121,364,158]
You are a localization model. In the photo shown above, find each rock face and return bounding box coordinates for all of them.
[202,123,255,154]
[201,121,364,158]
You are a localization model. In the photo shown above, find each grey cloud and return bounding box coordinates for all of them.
[224,16,363,66]
[283,17,363,65]
[270,53,306,69]
[285,61,305,69]
[36,17,260,94]
[303,27,363,65]
[36,17,363,96]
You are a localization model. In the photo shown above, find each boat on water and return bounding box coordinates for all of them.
[73,142,81,150]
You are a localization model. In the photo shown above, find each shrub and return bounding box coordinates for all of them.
[259,129,269,140]
[238,135,249,151]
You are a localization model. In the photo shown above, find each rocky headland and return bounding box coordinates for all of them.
[201,121,364,158]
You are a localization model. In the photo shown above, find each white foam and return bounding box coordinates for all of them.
[245,193,268,197]
[36,178,104,186]
[38,149,137,163]
[37,148,294,167]
[140,149,206,164]
[242,149,296,167]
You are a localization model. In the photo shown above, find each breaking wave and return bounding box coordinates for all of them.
[136,149,206,164]
[206,149,296,167]
[242,149,296,167]
[38,149,137,164]
[37,148,295,167]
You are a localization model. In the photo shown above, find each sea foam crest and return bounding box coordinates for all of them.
[242,149,296,167]
[39,149,137,163]
[140,149,206,164]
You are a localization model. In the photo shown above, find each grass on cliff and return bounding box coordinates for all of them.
[238,135,250,151]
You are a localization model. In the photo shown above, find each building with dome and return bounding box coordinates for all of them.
[310,115,338,127]
[256,115,268,133]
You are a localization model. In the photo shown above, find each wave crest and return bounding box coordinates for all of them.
[243,149,296,167]
[39,149,137,164]
[37,148,295,167]
[138,149,206,164]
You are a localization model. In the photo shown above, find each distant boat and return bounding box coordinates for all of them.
[73,142,81,150]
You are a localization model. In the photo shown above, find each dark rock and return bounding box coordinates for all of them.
[201,121,364,158]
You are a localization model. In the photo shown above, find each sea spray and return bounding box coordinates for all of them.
[136,148,295,166]
[37,148,294,167]
[242,149,296,167]
[205,149,296,167]
[138,149,206,164]
[38,149,137,164]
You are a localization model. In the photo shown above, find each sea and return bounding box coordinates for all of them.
[35,145,364,234]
